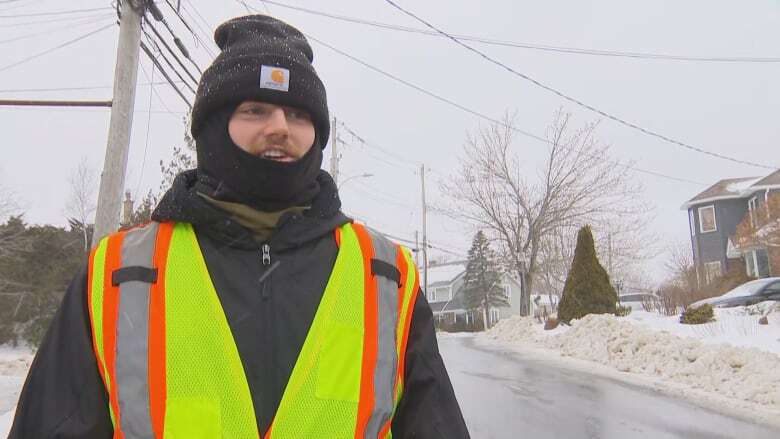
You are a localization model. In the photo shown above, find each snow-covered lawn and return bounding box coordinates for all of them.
[483,303,780,413]
[0,345,33,437]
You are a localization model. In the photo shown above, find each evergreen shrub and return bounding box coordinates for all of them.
[680,304,715,325]
[558,226,618,323]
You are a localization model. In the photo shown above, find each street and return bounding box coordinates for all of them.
[439,336,780,439]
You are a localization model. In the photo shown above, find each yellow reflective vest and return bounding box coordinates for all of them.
[87,221,419,438]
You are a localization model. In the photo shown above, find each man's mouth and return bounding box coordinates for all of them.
[260,149,295,162]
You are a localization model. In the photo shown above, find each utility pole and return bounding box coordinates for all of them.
[414,230,420,268]
[93,0,144,243]
[330,116,339,186]
[420,164,428,295]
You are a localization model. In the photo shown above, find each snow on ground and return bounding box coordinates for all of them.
[436,331,478,339]
[484,304,780,412]
[0,345,34,437]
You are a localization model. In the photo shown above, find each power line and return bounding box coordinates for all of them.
[264,0,780,64]
[306,34,707,187]
[338,120,421,168]
[0,99,111,107]
[0,80,183,93]
[143,16,201,84]
[0,105,185,115]
[162,0,199,41]
[179,0,218,58]
[0,6,112,18]
[135,62,155,200]
[141,30,197,95]
[0,14,114,45]
[382,0,777,171]
[140,41,192,108]
[145,2,203,75]
[138,61,176,114]
[0,11,113,27]
[351,184,415,209]
[0,22,115,73]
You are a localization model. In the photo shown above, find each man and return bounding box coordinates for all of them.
[9,14,469,438]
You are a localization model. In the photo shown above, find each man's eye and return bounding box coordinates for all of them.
[243,107,267,115]
[287,110,310,120]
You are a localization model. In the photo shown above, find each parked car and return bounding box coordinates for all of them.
[689,277,780,309]
[618,292,660,311]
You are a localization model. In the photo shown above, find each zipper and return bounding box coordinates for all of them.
[258,242,277,431]
[258,244,279,301]
[262,244,271,266]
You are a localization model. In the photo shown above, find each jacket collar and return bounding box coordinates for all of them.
[152,169,351,250]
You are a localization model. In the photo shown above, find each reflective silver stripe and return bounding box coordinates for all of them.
[365,228,400,438]
[116,222,159,439]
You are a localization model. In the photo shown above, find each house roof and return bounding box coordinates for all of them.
[682,168,780,210]
[751,169,780,188]
[424,261,467,286]
[681,176,762,209]
[428,301,450,313]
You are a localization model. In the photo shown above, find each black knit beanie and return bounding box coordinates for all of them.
[191,15,329,147]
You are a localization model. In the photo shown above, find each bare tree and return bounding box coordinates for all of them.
[664,240,699,292]
[0,173,18,222]
[158,114,196,197]
[440,109,650,315]
[64,157,98,251]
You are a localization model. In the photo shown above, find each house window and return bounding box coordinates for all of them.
[704,261,721,284]
[748,196,759,228]
[698,205,717,233]
[433,286,450,302]
[746,249,770,278]
[502,284,511,304]
[490,308,500,325]
[689,210,696,236]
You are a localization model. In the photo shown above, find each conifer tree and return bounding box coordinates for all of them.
[558,225,617,323]
[461,231,508,329]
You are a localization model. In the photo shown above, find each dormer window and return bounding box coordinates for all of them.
[698,205,717,233]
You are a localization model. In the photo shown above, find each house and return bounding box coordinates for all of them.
[682,169,780,284]
[423,260,526,328]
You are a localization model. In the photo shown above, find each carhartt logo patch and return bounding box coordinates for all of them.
[259,65,289,91]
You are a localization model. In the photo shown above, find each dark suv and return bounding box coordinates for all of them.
[690,277,780,309]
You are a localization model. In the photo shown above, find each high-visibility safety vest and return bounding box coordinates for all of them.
[87,221,419,439]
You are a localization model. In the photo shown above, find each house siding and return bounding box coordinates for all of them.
[427,269,524,326]
[498,275,522,320]
[770,248,780,277]
[690,199,749,276]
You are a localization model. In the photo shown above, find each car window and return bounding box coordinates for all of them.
[720,279,776,299]
[762,282,780,294]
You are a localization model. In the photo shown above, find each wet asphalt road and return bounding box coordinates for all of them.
[438,336,780,439]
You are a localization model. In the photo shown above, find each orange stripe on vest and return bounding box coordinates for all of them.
[352,223,379,439]
[149,222,174,438]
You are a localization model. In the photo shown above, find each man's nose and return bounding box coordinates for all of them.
[264,107,289,137]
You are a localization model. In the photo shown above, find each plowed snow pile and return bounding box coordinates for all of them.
[486,313,780,409]
[0,346,34,436]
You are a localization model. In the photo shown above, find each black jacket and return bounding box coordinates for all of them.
[8,170,469,438]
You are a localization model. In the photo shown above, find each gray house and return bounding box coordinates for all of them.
[424,261,525,327]
[682,169,780,284]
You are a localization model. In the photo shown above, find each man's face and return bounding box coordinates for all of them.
[228,101,316,162]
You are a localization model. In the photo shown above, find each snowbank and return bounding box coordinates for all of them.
[0,345,34,436]
[0,408,13,437]
[436,331,477,339]
[485,310,780,410]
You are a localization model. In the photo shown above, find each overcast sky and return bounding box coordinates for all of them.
[1,0,778,284]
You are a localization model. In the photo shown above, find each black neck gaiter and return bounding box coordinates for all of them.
[194,107,323,212]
